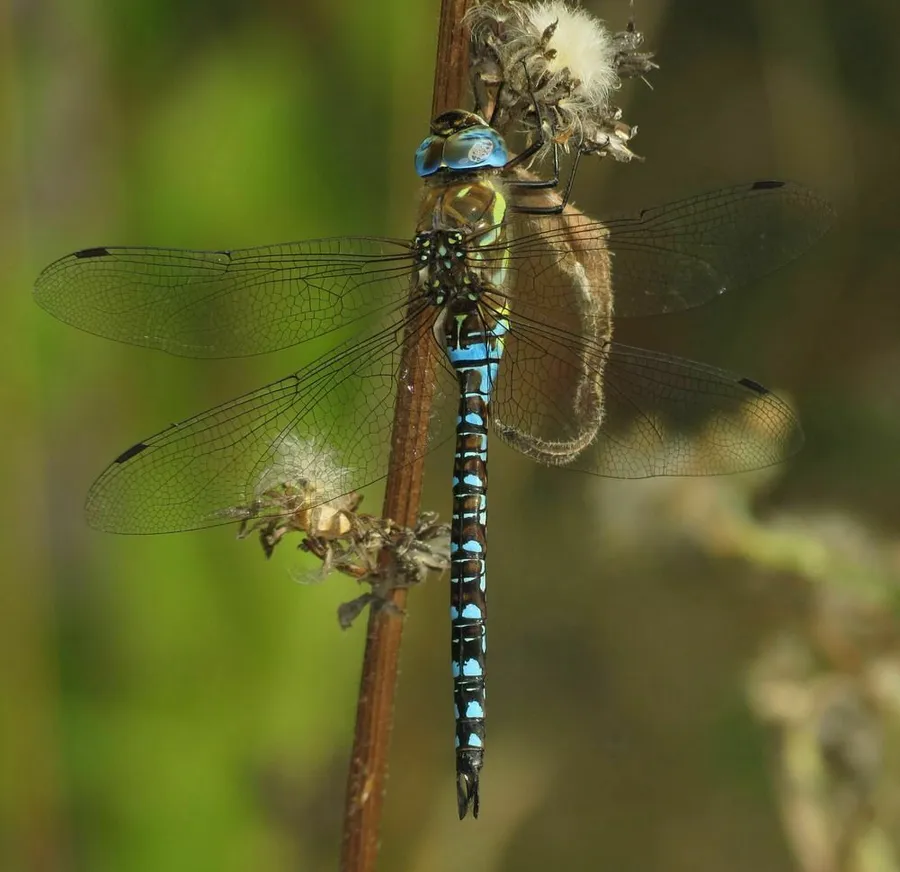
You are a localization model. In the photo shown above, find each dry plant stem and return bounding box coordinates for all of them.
[339,2,472,869]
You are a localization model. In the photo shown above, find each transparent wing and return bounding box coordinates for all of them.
[492,309,801,477]
[84,306,453,534]
[481,196,807,477]
[34,237,415,358]
[503,180,835,317]
[592,343,802,477]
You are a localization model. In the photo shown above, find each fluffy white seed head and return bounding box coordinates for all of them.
[522,1,618,111]
[253,434,352,507]
[468,1,652,159]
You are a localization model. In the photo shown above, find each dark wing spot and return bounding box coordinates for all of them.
[114,442,149,464]
[751,180,784,191]
[738,377,770,395]
[75,246,111,259]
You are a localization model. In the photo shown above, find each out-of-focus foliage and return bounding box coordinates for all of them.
[2,0,899,870]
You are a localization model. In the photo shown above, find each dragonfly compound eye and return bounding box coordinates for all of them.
[443,127,508,172]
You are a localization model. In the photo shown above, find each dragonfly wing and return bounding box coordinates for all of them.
[603,180,834,317]
[34,237,415,357]
[492,327,801,478]
[485,184,814,475]
[582,342,803,477]
[506,181,834,318]
[487,209,801,476]
[85,308,449,533]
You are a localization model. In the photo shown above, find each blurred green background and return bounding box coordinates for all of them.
[3,0,900,870]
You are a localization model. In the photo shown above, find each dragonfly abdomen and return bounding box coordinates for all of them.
[444,305,507,820]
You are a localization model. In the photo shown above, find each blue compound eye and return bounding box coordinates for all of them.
[443,127,508,170]
[415,136,445,177]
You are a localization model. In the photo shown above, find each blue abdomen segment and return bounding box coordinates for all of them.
[444,308,507,819]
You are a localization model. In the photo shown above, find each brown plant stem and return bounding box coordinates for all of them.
[339,2,473,869]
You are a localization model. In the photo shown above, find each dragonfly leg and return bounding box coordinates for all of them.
[507,138,561,190]
[504,68,583,215]
[500,67,554,176]
[509,148,582,216]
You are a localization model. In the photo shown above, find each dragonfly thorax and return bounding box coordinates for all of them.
[415,177,510,312]
[414,230,479,307]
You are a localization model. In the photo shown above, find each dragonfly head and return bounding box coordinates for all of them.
[415,110,509,178]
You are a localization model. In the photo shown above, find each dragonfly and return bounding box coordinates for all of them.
[34,108,834,819]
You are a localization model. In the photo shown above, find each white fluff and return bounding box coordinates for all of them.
[523,1,618,110]
[253,433,352,505]
[467,0,634,153]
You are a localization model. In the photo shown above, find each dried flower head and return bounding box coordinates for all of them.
[468,0,656,161]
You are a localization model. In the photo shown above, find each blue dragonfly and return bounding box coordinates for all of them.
[34,109,833,818]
